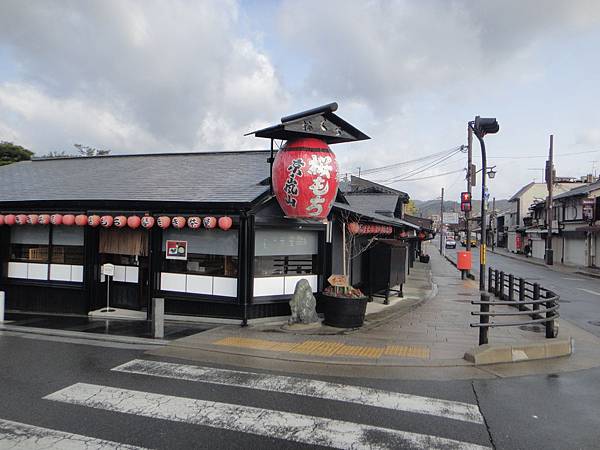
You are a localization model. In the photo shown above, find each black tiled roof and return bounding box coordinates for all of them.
[0,151,271,204]
[345,193,399,217]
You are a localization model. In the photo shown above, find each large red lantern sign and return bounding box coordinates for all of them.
[271,138,338,220]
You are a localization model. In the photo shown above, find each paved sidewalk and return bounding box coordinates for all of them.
[149,244,600,378]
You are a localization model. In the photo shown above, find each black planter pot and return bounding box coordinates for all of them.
[419,255,430,263]
[319,293,368,328]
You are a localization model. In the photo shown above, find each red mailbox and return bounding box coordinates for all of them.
[457,251,472,270]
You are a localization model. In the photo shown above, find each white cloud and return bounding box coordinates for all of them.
[0,0,288,153]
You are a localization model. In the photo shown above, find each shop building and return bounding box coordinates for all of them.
[0,104,429,323]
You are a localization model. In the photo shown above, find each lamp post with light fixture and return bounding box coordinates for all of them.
[469,116,500,291]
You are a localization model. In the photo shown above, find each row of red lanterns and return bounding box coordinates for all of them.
[0,214,233,231]
[347,222,393,235]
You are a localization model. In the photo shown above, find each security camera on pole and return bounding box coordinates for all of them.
[468,116,500,292]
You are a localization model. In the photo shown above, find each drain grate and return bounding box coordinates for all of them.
[588,321,600,327]
[519,325,544,333]
[457,293,472,296]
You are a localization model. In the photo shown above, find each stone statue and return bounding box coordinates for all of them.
[289,279,319,325]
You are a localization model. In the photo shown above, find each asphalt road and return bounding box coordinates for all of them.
[443,244,600,338]
[1,331,600,449]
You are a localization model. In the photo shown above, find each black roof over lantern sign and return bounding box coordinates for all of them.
[247,102,370,145]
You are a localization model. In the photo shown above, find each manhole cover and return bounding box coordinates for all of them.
[519,325,544,333]
[588,321,600,327]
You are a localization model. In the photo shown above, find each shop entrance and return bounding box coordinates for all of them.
[94,228,149,311]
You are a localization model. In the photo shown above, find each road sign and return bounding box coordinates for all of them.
[443,212,459,224]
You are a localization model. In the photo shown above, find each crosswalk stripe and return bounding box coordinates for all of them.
[0,417,145,449]
[44,383,490,450]
[112,359,483,424]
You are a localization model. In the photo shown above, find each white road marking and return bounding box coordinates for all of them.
[577,288,600,296]
[112,359,483,424]
[562,277,583,281]
[0,417,144,449]
[45,383,490,450]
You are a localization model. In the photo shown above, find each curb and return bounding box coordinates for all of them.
[463,338,572,365]
[489,249,600,280]
[0,323,169,346]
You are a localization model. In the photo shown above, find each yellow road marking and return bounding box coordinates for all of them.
[212,337,430,360]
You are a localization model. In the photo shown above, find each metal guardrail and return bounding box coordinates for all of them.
[470,267,560,345]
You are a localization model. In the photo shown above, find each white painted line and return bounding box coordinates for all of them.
[112,359,483,424]
[577,288,600,296]
[562,277,583,281]
[0,417,145,449]
[45,383,490,450]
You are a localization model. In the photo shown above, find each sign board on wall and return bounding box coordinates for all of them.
[442,212,459,224]
[166,240,188,260]
[583,199,595,222]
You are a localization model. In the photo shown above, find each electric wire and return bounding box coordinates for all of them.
[360,145,464,176]
[379,148,465,183]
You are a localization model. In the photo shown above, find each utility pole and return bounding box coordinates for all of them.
[491,197,496,251]
[546,134,554,265]
[465,126,473,274]
[439,187,444,254]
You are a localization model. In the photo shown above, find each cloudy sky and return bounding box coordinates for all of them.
[1,0,600,201]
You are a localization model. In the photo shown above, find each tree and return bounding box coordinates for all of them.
[40,150,72,159]
[0,141,34,166]
[405,199,419,216]
[73,144,110,157]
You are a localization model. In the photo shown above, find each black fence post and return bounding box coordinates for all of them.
[494,270,500,297]
[488,268,493,294]
[508,274,514,304]
[545,290,558,338]
[533,283,541,320]
[499,271,505,300]
[519,278,526,311]
[479,292,490,345]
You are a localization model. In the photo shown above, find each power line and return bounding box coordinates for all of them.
[474,148,600,159]
[360,145,463,175]
[379,148,464,183]
[384,168,465,184]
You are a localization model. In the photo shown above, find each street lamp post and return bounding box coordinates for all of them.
[469,116,499,292]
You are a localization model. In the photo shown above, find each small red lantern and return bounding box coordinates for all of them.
[114,216,127,228]
[39,214,50,225]
[203,216,217,229]
[15,214,28,225]
[187,217,201,229]
[5,214,16,226]
[347,222,360,235]
[75,214,88,226]
[172,216,186,228]
[218,216,233,231]
[27,214,39,225]
[141,216,155,229]
[0,215,4,226]
[50,214,63,225]
[62,214,75,226]
[272,138,339,220]
[88,215,101,227]
[418,231,426,241]
[100,215,113,227]
[127,216,141,229]
[157,216,171,229]
[399,230,408,238]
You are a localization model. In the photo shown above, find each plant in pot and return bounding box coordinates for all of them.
[319,217,377,328]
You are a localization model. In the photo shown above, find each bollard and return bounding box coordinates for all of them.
[545,291,557,338]
[533,283,541,320]
[499,271,505,300]
[488,268,493,294]
[519,278,526,311]
[508,274,514,303]
[0,291,4,322]
[479,292,490,345]
[152,297,164,339]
